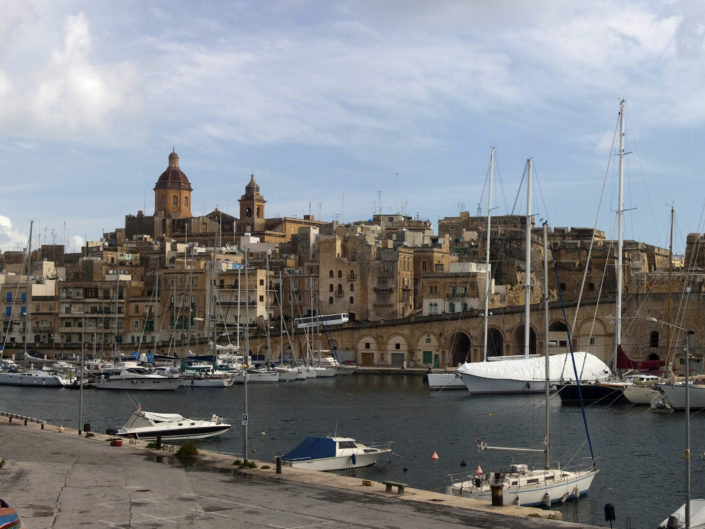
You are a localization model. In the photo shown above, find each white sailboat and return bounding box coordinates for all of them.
[456,153,609,394]
[448,224,599,506]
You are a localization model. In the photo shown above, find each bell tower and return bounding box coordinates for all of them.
[238,174,266,232]
[154,150,193,219]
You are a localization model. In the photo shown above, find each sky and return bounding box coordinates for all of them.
[0,0,704,254]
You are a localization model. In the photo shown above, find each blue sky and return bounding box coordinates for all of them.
[1,1,704,253]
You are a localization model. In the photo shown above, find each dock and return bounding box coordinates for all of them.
[0,414,600,528]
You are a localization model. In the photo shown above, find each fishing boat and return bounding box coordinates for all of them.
[282,436,391,471]
[107,407,231,441]
[448,223,599,506]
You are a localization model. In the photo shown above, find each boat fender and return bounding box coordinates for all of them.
[352,454,357,465]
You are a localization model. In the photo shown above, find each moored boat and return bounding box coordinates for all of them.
[108,407,231,441]
[95,367,181,391]
[282,436,391,471]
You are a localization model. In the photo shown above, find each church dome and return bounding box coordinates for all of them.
[154,151,193,191]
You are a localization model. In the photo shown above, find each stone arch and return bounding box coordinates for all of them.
[448,331,471,365]
[512,324,537,355]
[487,327,504,358]
[386,334,409,367]
[357,335,378,367]
[416,332,440,367]
[576,317,610,358]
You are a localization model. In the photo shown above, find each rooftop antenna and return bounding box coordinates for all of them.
[378,190,382,214]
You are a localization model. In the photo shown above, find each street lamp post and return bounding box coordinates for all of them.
[647,316,694,529]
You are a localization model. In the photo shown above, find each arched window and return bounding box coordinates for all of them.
[350,283,355,292]
[337,284,343,295]
[329,284,334,292]
[349,296,354,304]
[650,331,659,348]
[184,197,189,206]
[328,296,334,304]
[172,196,178,206]
[329,270,334,278]
[256,206,261,218]
[338,270,342,278]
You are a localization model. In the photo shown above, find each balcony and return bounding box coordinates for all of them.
[373,286,393,293]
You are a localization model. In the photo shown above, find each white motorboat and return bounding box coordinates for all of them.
[95,367,182,391]
[108,407,231,441]
[232,368,279,384]
[621,374,662,405]
[282,436,391,471]
[0,369,68,387]
[180,370,234,387]
[275,366,301,382]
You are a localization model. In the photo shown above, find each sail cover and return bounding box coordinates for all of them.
[457,352,611,382]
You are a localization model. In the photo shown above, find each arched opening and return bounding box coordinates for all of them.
[449,332,471,365]
[487,328,503,357]
[513,325,536,355]
[647,353,660,361]
[549,321,568,332]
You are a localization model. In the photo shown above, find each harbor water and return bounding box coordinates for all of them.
[0,374,700,528]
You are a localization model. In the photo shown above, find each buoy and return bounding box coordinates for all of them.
[475,465,483,475]
[431,451,439,461]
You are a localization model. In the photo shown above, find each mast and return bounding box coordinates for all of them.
[543,222,550,470]
[616,99,625,362]
[24,220,34,361]
[483,148,494,362]
[152,271,159,357]
[666,205,674,374]
[279,270,284,364]
[524,158,533,357]
[243,251,249,464]
[265,253,272,366]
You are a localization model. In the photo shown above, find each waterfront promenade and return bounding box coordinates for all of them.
[0,414,601,529]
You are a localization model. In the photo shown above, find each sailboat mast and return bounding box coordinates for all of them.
[543,222,550,470]
[24,220,33,360]
[483,148,494,362]
[524,158,533,357]
[616,99,625,359]
[667,205,673,370]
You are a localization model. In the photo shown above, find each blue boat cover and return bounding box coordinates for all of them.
[282,437,335,461]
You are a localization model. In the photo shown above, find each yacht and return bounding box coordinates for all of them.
[108,407,231,441]
[95,367,181,391]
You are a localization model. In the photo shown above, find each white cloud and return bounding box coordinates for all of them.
[0,216,28,251]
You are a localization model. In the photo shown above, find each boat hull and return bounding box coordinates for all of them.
[117,425,231,441]
[0,371,66,387]
[458,372,547,394]
[659,384,705,409]
[623,384,660,405]
[286,450,389,471]
[95,378,182,391]
[558,382,627,405]
[426,372,466,390]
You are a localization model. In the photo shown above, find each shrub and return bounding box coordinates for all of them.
[145,442,157,449]
[176,441,198,458]
[84,432,95,438]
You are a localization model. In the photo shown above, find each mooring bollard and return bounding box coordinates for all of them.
[41,422,45,430]
[24,417,27,426]
[156,435,162,450]
[276,456,282,474]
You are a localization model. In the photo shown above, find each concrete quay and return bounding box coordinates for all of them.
[0,414,600,529]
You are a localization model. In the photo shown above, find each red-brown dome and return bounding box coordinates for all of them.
[154,151,193,191]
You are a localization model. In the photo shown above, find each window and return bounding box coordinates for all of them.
[259,295,264,302]
[337,284,343,295]
[365,342,371,349]
[395,343,400,350]
[650,331,659,348]
[172,196,178,206]
[329,270,334,278]
[349,296,354,304]
[184,197,189,206]
[329,297,333,304]
[350,283,354,292]
[5,293,11,302]
[449,303,455,313]
[134,321,140,329]
[21,293,27,302]
[338,270,342,278]
[329,284,334,292]
[259,279,264,286]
